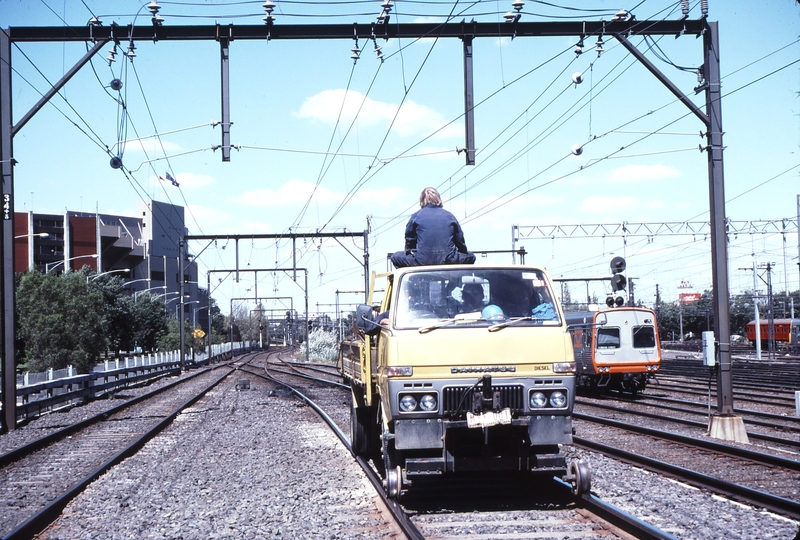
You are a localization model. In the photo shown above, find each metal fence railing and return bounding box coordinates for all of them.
[6,342,253,426]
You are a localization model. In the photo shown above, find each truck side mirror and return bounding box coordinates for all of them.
[355,304,374,330]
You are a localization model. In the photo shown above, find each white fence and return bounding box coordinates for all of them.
[9,342,251,425]
[15,342,248,388]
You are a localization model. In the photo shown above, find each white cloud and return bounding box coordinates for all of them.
[172,172,214,189]
[237,179,337,207]
[185,203,231,223]
[295,89,460,139]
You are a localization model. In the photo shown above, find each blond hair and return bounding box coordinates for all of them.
[419,187,443,208]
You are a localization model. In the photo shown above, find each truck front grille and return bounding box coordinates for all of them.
[442,385,524,415]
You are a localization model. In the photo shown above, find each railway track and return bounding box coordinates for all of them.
[249,352,678,539]
[574,411,800,515]
[2,345,795,537]
[0,360,237,540]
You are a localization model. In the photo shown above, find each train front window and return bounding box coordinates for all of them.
[596,327,620,349]
[632,326,656,348]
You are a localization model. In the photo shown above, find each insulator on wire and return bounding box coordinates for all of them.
[680,0,689,17]
[700,0,708,16]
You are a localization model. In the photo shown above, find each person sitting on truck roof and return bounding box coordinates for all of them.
[390,187,476,268]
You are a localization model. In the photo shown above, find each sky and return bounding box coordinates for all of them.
[1,0,799,319]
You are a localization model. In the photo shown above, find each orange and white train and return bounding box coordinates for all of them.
[565,307,661,394]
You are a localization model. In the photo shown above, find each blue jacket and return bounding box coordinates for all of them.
[403,205,472,266]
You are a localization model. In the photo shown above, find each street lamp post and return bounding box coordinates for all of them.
[15,232,49,271]
[134,285,167,301]
[193,305,209,328]
[178,300,200,321]
[45,254,97,274]
[87,268,130,283]
[124,278,151,293]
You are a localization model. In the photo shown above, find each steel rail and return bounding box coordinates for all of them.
[248,356,683,539]
[0,361,232,468]
[550,479,678,540]
[626,393,800,425]
[576,399,800,449]
[649,382,796,407]
[239,358,425,540]
[574,412,800,472]
[658,368,798,394]
[2,367,236,540]
[574,436,800,520]
[265,354,350,389]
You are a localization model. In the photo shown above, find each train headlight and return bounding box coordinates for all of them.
[530,391,547,408]
[399,395,418,412]
[419,394,437,412]
[549,391,567,408]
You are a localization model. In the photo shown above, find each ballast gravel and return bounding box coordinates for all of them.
[4,363,799,539]
[564,447,800,540]
[34,376,403,540]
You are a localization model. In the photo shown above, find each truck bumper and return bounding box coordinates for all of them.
[395,415,571,476]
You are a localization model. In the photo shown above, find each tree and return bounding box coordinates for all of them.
[132,293,170,352]
[85,270,135,356]
[16,269,105,373]
[209,299,227,343]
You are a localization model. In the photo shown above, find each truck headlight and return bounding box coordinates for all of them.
[549,391,567,408]
[399,395,417,412]
[419,394,437,411]
[530,391,547,408]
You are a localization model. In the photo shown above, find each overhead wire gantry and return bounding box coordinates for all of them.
[2,16,735,438]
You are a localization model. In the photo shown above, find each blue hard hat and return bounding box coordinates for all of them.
[481,304,505,322]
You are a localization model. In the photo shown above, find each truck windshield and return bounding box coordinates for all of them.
[394,268,561,330]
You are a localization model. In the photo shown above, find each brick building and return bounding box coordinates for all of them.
[13,200,207,327]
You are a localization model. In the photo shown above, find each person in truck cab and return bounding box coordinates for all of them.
[390,187,476,268]
[459,282,486,313]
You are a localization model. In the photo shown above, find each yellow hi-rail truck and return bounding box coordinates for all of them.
[340,264,590,499]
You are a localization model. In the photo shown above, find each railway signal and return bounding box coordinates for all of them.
[607,257,627,308]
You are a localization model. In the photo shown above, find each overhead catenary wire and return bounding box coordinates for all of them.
[7,1,800,312]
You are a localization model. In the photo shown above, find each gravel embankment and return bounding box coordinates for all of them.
[565,444,800,539]
[3,355,799,539]
[32,374,403,540]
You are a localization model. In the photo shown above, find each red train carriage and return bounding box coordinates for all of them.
[565,307,661,394]
[745,319,800,349]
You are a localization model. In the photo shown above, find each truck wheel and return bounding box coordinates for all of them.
[350,398,372,457]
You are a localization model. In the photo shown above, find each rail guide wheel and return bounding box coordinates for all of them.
[567,459,592,496]
[384,464,403,499]
[381,428,404,499]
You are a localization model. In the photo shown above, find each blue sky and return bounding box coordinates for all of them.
[2,0,799,318]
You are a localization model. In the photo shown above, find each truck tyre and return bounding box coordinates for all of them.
[350,396,372,457]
